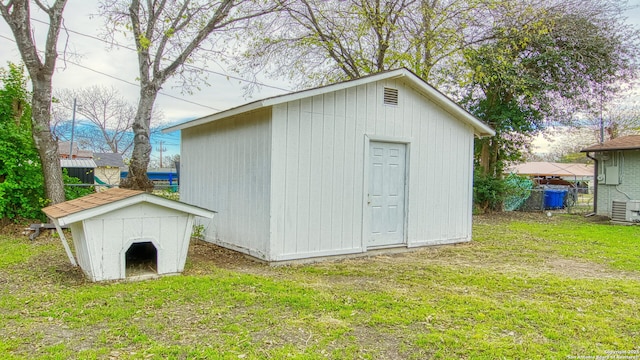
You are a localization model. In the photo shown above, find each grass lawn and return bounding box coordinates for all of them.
[1,213,639,359]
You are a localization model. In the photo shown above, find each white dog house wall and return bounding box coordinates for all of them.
[42,188,215,282]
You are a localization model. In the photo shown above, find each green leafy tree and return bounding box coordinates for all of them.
[463,1,639,179]
[0,63,46,220]
[0,0,69,205]
[0,64,93,221]
[461,1,639,211]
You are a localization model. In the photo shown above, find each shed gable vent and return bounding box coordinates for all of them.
[383,87,399,106]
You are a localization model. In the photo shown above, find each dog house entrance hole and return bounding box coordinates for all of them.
[125,241,157,277]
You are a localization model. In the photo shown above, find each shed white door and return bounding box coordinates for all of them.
[368,141,406,247]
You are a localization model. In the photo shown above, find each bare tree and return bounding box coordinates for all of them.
[534,127,596,163]
[238,0,418,87]
[530,92,640,163]
[99,0,280,191]
[582,94,640,143]
[237,0,495,88]
[0,0,68,204]
[53,86,164,156]
[51,101,73,142]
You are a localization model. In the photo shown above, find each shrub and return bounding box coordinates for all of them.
[473,173,531,212]
[0,64,92,221]
[63,170,94,200]
[0,64,47,220]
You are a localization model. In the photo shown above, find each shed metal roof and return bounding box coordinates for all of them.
[163,68,495,137]
[581,135,640,152]
[61,159,97,168]
[42,188,215,226]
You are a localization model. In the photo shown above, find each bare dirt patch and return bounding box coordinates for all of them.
[185,239,267,273]
[1,221,39,238]
[544,257,640,280]
[473,210,556,225]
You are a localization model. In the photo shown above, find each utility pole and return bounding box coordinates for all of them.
[157,140,167,168]
[599,86,604,144]
[69,98,77,158]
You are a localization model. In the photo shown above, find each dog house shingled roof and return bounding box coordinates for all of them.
[42,188,144,219]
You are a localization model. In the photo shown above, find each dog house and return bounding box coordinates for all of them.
[42,188,215,282]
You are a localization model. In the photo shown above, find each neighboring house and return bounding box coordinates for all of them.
[61,158,96,184]
[93,153,125,189]
[507,161,593,194]
[508,162,594,182]
[58,141,93,159]
[581,135,640,220]
[58,141,96,184]
[164,68,495,263]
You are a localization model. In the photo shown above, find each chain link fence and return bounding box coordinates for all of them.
[505,184,593,214]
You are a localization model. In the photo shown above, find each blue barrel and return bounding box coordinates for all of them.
[544,189,567,209]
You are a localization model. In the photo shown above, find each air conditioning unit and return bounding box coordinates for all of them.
[611,200,640,223]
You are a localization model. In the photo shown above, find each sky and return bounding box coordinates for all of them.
[1,1,640,159]
[0,1,292,159]
[529,2,640,155]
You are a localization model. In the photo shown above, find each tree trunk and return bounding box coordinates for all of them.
[0,0,68,205]
[476,136,502,179]
[32,77,66,204]
[478,139,490,176]
[120,85,157,192]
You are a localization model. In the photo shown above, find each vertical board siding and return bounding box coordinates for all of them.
[78,204,191,281]
[181,109,272,260]
[271,79,475,260]
[71,222,91,276]
[332,89,347,250]
[282,102,300,255]
[296,98,313,254]
[321,93,336,252]
[270,104,287,259]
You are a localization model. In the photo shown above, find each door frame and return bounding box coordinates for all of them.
[362,134,412,250]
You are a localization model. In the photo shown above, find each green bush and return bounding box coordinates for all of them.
[473,173,507,212]
[62,170,94,200]
[0,63,47,220]
[473,173,531,212]
[0,64,92,221]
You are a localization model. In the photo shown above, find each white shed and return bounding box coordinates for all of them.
[165,68,495,263]
[42,188,215,281]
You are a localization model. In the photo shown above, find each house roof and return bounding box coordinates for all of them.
[93,153,125,167]
[42,188,216,226]
[508,162,594,177]
[61,159,97,168]
[581,135,640,152]
[163,68,495,137]
[58,141,93,158]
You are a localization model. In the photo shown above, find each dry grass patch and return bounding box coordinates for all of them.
[1,212,639,359]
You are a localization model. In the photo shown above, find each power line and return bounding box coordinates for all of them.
[65,59,222,111]
[31,17,292,92]
[0,33,221,111]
